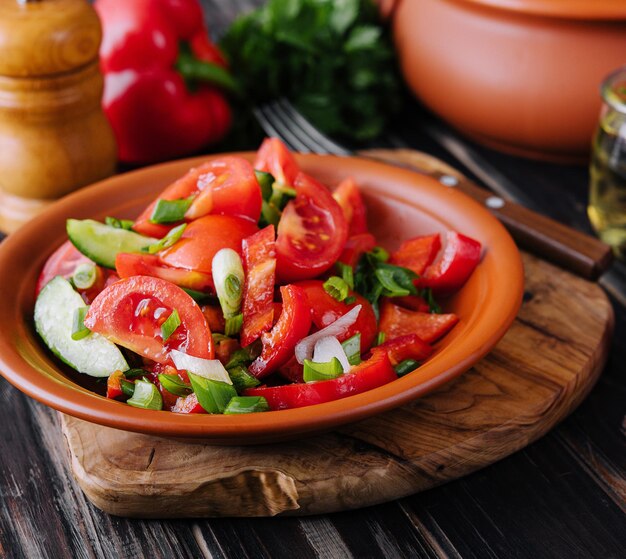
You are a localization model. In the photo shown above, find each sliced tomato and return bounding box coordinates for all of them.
[378,300,458,343]
[132,156,262,238]
[248,285,312,379]
[253,137,300,186]
[390,234,441,276]
[214,336,241,366]
[245,351,396,410]
[338,233,376,268]
[295,280,377,353]
[36,240,91,295]
[84,276,213,364]
[201,304,225,333]
[115,253,213,292]
[332,177,368,235]
[172,393,206,414]
[416,232,482,296]
[373,334,432,366]
[241,225,277,347]
[106,370,125,400]
[388,295,430,313]
[275,172,348,283]
[277,356,304,383]
[158,215,258,275]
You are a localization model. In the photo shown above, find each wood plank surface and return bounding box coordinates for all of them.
[61,251,614,517]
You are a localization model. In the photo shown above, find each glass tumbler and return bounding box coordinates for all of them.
[589,66,626,259]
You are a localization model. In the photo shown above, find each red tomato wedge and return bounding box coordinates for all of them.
[378,300,458,343]
[36,240,91,295]
[275,172,348,283]
[248,285,312,379]
[295,280,377,353]
[253,137,300,186]
[416,232,482,296]
[388,295,431,313]
[240,225,277,347]
[132,156,262,238]
[390,234,441,276]
[373,334,432,366]
[245,351,397,410]
[332,177,368,235]
[338,233,377,267]
[158,214,258,275]
[84,276,213,364]
[116,253,213,292]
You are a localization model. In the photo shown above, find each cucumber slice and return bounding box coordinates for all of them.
[66,219,157,269]
[34,276,128,377]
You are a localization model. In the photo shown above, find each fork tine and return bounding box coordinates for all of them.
[275,99,351,156]
[253,104,313,153]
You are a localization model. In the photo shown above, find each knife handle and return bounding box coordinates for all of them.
[360,149,614,280]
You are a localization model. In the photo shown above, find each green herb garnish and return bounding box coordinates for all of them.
[161,309,181,341]
[150,198,193,224]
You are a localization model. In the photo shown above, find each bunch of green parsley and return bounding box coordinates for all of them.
[221,0,403,142]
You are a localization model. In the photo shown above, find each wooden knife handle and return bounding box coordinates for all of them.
[360,149,614,280]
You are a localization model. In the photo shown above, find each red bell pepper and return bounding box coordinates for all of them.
[332,177,368,235]
[245,351,397,410]
[95,0,234,163]
[416,232,482,296]
[378,300,459,343]
[106,370,125,400]
[248,285,312,379]
[390,233,441,276]
[372,334,432,366]
[338,233,377,267]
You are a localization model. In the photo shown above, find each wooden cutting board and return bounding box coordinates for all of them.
[60,153,614,519]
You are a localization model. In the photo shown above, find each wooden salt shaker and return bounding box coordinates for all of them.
[0,0,116,233]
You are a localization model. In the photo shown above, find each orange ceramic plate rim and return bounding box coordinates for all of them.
[0,153,524,444]
[458,0,626,20]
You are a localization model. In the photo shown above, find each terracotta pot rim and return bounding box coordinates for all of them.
[450,0,626,20]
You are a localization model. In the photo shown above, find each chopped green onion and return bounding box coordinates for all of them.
[227,365,261,392]
[370,246,390,262]
[255,170,275,201]
[150,198,193,224]
[212,332,232,344]
[188,372,237,414]
[120,379,136,398]
[124,368,148,379]
[224,396,269,414]
[158,373,192,397]
[394,359,420,377]
[161,309,181,341]
[375,331,386,346]
[145,223,187,254]
[71,306,91,341]
[336,261,354,290]
[344,296,356,305]
[341,333,362,366]
[323,276,350,302]
[126,379,162,410]
[259,200,282,227]
[374,267,412,297]
[225,313,243,336]
[269,184,296,211]
[212,248,245,319]
[421,288,442,314]
[303,357,344,382]
[181,287,212,303]
[105,216,134,230]
[71,263,98,290]
[225,343,261,369]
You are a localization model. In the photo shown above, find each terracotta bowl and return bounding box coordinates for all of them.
[0,154,524,444]
[392,0,626,163]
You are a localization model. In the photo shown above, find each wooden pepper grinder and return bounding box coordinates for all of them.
[0,0,117,233]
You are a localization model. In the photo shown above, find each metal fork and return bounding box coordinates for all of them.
[253,98,615,283]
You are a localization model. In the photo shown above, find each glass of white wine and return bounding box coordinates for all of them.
[589,66,626,259]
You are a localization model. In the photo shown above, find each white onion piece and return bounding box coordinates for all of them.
[295,304,361,364]
[312,336,351,373]
[170,349,232,385]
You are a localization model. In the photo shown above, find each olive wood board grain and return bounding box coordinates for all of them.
[60,251,614,518]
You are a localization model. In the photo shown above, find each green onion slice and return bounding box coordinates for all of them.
[71,306,91,341]
[303,357,344,382]
[188,372,237,414]
[212,248,245,319]
[72,263,98,290]
[323,276,350,302]
[158,373,192,397]
[375,331,386,346]
[225,313,243,337]
[341,333,362,366]
[161,309,181,341]
[126,379,163,410]
[394,359,420,377]
[336,261,354,290]
[120,379,136,398]
[105,216,134,230]
[146,223,187,254]
[224,396,269,414]
[259,200,282,227]
[227,365,261,392]
[254,170,275,201]
[150,198,193,224]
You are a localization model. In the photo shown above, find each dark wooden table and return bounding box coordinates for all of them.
[1,2,625,557]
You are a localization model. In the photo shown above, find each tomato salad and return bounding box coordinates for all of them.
[33,138,482,415]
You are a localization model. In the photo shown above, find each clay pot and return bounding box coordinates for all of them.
[391,0,626,162]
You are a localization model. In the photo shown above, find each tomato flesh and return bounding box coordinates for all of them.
[390,234,441,276]
[253,137,300,186]
[245,351,397,410]
[338,233,376,268]
[241,225,277,347]
[158,214,258,275]
[373,334,432,366]
[85,276,213,364]
[248,285,312,379]
[276,172,348,283]
[36,241,91,295]
[132,156,262,238]
[378,300,458,343]
[332,177,368,235]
